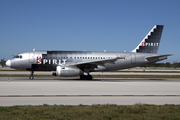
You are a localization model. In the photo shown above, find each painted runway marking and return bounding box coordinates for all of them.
[0,95,180,97]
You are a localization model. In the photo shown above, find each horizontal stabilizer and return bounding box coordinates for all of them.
[146,54,172,61]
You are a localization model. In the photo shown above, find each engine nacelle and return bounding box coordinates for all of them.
[52,66,83,77]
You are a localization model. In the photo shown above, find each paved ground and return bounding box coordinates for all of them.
[0,77,180,106]
[1,71,180,75]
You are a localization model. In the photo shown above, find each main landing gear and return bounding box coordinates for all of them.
[80,75,92,80]
[29,71,34,80]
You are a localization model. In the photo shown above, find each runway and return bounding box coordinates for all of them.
[0,77,180,106]
[1,71,180,75]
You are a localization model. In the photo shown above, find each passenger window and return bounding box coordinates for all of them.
[20,55,22,59]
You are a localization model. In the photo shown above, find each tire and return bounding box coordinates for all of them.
[86,75,92,80]
[80,75,86,80]
[29,76,34,80]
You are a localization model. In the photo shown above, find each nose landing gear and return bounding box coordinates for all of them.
[29,71,34,80]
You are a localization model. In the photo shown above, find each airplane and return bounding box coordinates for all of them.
[6,25,171,80]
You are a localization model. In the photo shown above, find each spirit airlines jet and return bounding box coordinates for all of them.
[6,25,171,80]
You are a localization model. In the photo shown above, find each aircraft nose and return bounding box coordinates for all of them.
[6,60,11,67]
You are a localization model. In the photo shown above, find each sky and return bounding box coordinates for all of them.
[0,0,180,63]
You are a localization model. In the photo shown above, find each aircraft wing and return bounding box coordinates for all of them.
[64,56,125,69]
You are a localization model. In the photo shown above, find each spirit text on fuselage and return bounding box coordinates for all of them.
[37,58,67,65]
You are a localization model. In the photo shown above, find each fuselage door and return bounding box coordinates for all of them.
[131,54,136,64]
[29,52,35,63]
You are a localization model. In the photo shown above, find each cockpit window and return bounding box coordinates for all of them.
[13,55,22,59]
[13,56,19,58]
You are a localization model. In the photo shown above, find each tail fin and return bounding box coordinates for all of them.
[132,25,164,53]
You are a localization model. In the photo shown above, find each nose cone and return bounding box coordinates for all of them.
[6,60,11,67]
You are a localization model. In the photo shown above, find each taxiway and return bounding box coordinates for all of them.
[0,77,180,106]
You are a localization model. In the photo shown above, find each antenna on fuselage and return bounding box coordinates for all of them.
[33,48,35,51]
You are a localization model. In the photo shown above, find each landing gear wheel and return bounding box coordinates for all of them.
[80,75,86,80]
[29,71,34,80]
[86,75,92,80]
[29,76,34,80]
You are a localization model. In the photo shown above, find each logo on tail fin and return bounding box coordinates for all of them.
[141,42,159,47]
[142,42,145,46]
[132,25,164,53]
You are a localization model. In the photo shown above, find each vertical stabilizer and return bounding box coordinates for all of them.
[132,25,164,53]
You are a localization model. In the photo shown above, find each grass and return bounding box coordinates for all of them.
[1,74,180,79]
[0,104,180,120]
[92,75,180,79]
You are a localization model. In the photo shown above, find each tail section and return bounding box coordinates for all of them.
[132,25,164,53]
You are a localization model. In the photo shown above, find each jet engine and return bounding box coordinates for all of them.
[52,66,83,77]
